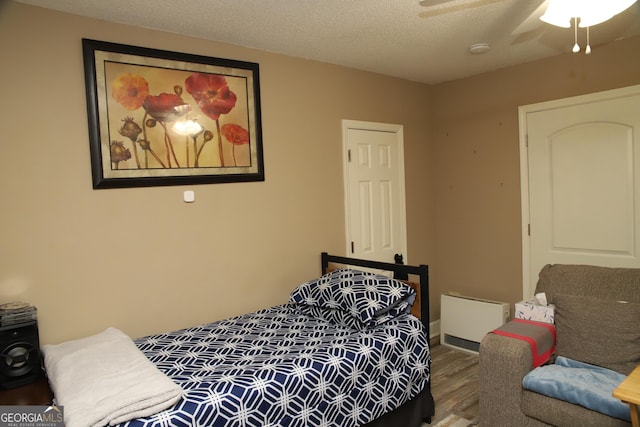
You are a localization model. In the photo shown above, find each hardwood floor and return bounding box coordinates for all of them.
[428,344,479,425]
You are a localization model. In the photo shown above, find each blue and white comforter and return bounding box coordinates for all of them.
[118,304,430,427]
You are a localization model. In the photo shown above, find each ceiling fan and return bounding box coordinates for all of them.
[418,0,639,53]
[419,0,639,29]
[417,0,549,40]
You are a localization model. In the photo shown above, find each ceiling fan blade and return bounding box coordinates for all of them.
[511,0,549,35]
[418,0,461,6]
[418,0,506,19]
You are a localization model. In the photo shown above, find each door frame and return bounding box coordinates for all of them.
[341,119,408,263]
[518,84,640,298]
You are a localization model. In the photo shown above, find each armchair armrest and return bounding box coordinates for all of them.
[479,333,536,426]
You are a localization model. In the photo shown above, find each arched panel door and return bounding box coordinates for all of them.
[520,85,640,297]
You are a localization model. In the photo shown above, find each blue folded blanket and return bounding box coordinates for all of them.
[522,356,630,421]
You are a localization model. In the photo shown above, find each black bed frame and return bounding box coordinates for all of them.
[320,252,435,425]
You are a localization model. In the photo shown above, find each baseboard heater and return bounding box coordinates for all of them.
[440,293,510,354]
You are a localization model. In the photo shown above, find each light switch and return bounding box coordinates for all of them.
[183,190,195,203]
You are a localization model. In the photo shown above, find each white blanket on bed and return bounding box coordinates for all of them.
[43,327,183,427]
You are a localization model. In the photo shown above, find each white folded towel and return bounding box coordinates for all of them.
[43,327,183,427]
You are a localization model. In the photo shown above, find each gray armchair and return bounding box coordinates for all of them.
[479,264,640,427]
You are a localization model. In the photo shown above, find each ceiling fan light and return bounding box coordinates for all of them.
[540,0,637,28]
[540,0,576,28]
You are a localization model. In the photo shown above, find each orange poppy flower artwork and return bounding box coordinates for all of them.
[83,38,264,188]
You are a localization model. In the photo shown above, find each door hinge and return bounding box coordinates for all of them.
[350,241,354,253]
[347,149,351,162]
[528,223,531,236]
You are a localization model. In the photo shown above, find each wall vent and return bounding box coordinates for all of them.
[443,333,481,353]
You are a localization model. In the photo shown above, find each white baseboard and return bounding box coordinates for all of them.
[430,319,440,340]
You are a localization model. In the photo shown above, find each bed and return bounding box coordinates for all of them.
[43,253,434,427]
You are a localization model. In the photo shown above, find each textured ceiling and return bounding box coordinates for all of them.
[13,0,640,84]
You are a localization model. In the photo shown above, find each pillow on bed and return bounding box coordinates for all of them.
[290,268,416,329]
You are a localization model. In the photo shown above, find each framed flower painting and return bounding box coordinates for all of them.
[82,39,264,188]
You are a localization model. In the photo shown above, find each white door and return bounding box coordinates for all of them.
[520,84,640,298]
[342,120,408,264]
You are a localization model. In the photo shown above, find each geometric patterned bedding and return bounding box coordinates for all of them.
[117,303,431,427]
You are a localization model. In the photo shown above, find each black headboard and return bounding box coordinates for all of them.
[320,252,430,337]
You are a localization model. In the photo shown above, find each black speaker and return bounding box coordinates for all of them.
[0,321,43,389]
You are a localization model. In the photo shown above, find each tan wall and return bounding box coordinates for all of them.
[0,1,434,344]
[431,36,640,315]
[2,1,639,343]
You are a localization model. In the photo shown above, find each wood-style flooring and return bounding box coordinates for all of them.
[428,344,480,425]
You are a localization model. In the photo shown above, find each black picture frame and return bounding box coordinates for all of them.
[82,38,264,189]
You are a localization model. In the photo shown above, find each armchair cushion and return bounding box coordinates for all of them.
[523,356,630,421]
[554,294,640,375]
